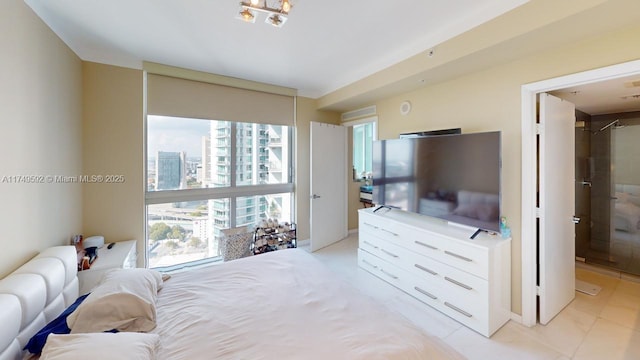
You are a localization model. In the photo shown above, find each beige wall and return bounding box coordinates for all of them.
[343,23,640,315]
[346,127,362,231]
[0,0,83,277]
[82,62,145,266]
[295,97,341,240]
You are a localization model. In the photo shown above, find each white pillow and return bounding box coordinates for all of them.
[616,192,630,203]
[628,194,640,207]
[40,333,159,360]
[67,268,163,333]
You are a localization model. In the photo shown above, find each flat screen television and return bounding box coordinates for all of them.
[399,128,461,138]
[372,131,501,232]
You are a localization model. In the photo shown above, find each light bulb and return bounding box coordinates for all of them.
[250,0,259,5]
[240,8,254,21]
[281,0,291,13]
[269,14,282,26]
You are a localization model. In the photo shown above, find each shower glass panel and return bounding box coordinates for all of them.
[578,118,640,274]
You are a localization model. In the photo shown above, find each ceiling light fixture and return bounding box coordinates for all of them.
[237,0,293,28]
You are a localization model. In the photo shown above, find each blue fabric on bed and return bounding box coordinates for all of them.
[24,293,90,354]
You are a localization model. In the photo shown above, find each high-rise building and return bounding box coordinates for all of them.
[206,122,287,257]
[155,151,186,190]
[200,136,211,185]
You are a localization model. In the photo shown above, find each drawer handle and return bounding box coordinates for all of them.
[414,240,438,250]
[363,222,379,230]
[380,269,399,280]
[380,228,399,237]
[362,240,379,249]
[444,302,473,318]
[380,248,399,258]
[414,264,438,276]
[444,250,473,262]
[361,259,378,269]
[414,286,437,300]
[444,276,473,290]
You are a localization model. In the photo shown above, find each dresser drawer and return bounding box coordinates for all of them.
[437,289,489,333]
[358,249,410,292]
[413,236,489,280]
[359,215,404,243]
[361,212,490,279]
[359,249,489,333]
[366,238,489,311]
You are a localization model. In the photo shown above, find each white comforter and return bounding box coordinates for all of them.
[153,249,462,360]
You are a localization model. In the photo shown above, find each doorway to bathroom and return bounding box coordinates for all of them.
[569,113,640,274]
[521,59,640,327]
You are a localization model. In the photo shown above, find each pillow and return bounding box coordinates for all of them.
[452,204,479,218]
[67,268,163,333]
[628,194,640,207]
[24,293,90,354]
[40,333,159,360]
[452,203,499,222]
[616,192,630,203]
[476,204,500,222]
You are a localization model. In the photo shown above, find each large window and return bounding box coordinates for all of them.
[146,115,294,269]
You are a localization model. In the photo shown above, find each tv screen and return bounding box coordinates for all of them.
[399,128,461,138]
[372,131,501,232]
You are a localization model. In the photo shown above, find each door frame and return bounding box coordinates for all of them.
[521,59,640,327]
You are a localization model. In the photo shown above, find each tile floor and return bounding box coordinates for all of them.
[303,233,640,360]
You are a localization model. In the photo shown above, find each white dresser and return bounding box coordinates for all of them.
[358,208,511,337]
[77,239,137,295]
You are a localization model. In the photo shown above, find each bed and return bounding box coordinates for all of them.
[0,246,462,359]
[429,190,500,232]
[0,246,79,360]
[614,184,640,234]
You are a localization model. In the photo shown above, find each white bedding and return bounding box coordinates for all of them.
[153,249,462,360]
[615,201,640,233]
[614,188,640,234]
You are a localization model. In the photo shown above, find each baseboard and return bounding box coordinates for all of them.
[510,312,523,324]
[297,238,310,248]
[348,228,358,235]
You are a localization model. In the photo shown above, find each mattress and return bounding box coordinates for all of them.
[152,249,462,359]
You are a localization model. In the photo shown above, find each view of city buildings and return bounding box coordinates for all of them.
[147,117,291,268]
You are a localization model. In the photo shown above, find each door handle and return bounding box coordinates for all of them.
[311,194,321,199]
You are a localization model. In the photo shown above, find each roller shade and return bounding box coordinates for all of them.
[147,74,294,126]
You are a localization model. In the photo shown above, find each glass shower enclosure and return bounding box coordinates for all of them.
[575,116,640,274]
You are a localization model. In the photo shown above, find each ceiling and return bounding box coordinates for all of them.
[550,75,640,116]
[24,0,529,99]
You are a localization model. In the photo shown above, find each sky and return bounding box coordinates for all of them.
[147,115,210,159]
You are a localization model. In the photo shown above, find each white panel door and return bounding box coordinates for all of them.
[310,122,347,251]
[539,93,576,325]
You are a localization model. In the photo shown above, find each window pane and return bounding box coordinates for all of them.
[146,115,294,269]
[364,122,373,174]
[147,116,230,191]
[236,193,293,227]
[236,124,290,186]
[353,122,374,180]
[148,200,228,268]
